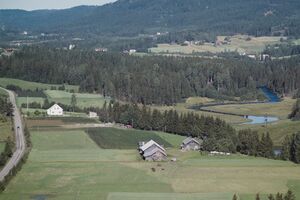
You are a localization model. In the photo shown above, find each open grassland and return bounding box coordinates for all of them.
[0,78,78,92]
[235,119,300,146]
[150,35,284,55]
[206,97,295,120]
[44,90,110,108]
[0,124,300,200]
[150,97,247,124]
[16,97,45,107]
[0,121,12,142]
[202,97,297,145]
[86,127,184,149]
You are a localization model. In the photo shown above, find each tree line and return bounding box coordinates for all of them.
[97,100,276,156]
[232,190,295,200]
[281,133,300,163]
[1,47,300,105]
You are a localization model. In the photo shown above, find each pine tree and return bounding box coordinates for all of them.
[281,135,291,161]
[232,194,238,200]
[70,93,77,112]
[284,190,295,200]
[268,194,275,200]
[290,132,300,163]
[256,193,260,200]
[276,193,283,200]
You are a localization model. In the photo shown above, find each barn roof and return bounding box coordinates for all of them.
[140,140,165,152]
[182,137,202,145]
[143,147,167,157]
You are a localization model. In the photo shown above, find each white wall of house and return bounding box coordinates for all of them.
[47,104,63,116]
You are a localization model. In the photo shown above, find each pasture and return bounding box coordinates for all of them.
[86,127,184,149]
[44,90,110,108]
[149,35,284,55]
[0,78,78,92]
[0,122,300,200]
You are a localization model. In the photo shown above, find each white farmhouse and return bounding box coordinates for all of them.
[47,104,63,116]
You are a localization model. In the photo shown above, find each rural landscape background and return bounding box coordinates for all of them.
[1,0,300,199]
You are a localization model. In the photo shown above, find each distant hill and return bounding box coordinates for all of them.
[1,0,300,37]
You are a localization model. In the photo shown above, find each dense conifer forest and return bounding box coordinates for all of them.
[1,47,300,105]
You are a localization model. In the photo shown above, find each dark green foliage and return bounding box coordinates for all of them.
[0,137,14,167]
[5,85,46,98]
[268,194,275,200]
[264,44,300,58]
[0,96,13,117]
[237,129,260,156]
[237,130,274,158]
[281,135,292,161]
[281,132,300,164]
[86,128,172,149]
[21,101,42,109]
[289,99,300,120]
[70,93,77,112]
[1,0,300,38]
[3,47,299,105]
[290,132,300,163]
[99,101,238,152]
[232,194,238,200]
[256,193,260,200]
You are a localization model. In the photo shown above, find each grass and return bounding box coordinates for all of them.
[86,127,183,149]
[16,97,45,107]
[0,121,13,142]
[206,98,295,120]
[0,78,78,92]
[44,90,110,108]
[150,35,284,55]
[1,125,300,200]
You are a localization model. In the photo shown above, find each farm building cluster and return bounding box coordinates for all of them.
[138,137,204,161]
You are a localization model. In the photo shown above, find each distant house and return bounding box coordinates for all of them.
[129,49,137,54]
[247,54,256,59]
[260,54,271,61]
[89,111,98,118]
[95,48,108,52]
[181,137,203,151]
[47,104,63,116]
[139,140,167,161]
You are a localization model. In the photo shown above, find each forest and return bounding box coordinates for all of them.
[1,47,300,105]
[1,0,300,39]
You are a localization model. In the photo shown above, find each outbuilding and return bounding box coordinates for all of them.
[181,137,202,151]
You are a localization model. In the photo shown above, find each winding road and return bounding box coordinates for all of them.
[0,88,25,182]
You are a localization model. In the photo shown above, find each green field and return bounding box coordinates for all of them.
[0,78,78,92]
[0,121,12,142]
[44,90,110,108]
[16,97,45,108]
[86,128,184,149]
[150,35,284,55]
[0,123,300,200]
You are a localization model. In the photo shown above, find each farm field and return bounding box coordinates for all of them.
[44,90,110,108]
[0,122,300,200]
[149,35,284,55]
[0,78,78,92]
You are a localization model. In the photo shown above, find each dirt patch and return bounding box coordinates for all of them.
[27,119,64,128]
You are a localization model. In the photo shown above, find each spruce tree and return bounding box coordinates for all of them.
[281,135,291,161]
[284,190,295,200]
[268,194,275,200]
[232,194,238,200]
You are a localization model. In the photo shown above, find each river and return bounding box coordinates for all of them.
[243,87,280,125]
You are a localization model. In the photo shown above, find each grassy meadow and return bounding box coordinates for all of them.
[0,78,78,92]
[150,35,284,55]
[44,90,110,108]
[0,122,300,200]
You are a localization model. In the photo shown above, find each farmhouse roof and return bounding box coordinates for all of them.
[143,147,167,157]
[140,140,165,152]
[182,137,202,145]
[47,103,63,111]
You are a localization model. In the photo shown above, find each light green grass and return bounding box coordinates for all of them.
[107,192,233,200]
[150,35,284,55]
[0,78,78,92]
[16,97,45,107]
[44,90,110,108]
[1,124,300,200]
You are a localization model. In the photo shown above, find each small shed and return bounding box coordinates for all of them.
[181,137,203,151]
[89,111,98,118]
